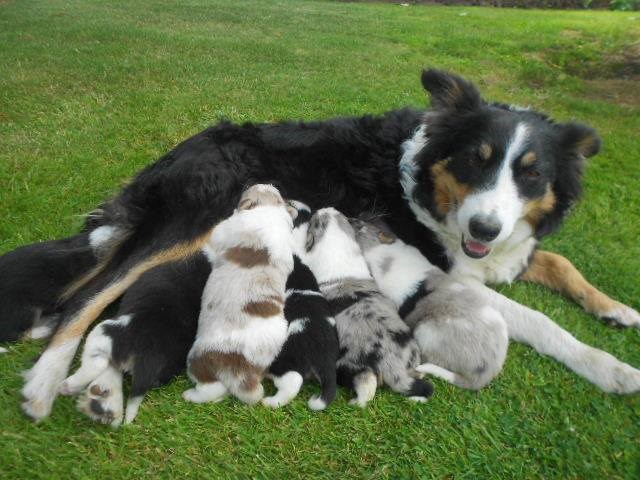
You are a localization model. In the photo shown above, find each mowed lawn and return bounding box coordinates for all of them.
[1,0,639,478]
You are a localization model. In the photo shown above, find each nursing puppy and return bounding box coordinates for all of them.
[303,208,433,407]
[263,201,339,410]
[352,219,507,390]
[59,254,210,426]
[184,184,294,405]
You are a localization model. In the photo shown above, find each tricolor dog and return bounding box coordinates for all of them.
[4,68,638,421]
[184,184,294,406]
[303,208,434,407]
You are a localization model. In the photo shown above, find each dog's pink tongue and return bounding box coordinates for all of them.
[465,240,490,255]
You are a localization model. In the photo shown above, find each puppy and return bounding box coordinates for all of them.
[263,201,339,410]
[351,219,508,390]
[302,207,433,407]
[59,254,211,426]
[184,184,294,405]
[0,233,96,343]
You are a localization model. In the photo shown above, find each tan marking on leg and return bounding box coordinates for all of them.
[224,246,270,268]
[431,160,471,216]
[51,228,215,346]
[520,250,618,315]
[524,185,556,227]
[243,300,282,318]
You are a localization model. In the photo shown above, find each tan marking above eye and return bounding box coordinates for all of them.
[479,143,492,161]
[430,160,471,216]
[521,151,537,167]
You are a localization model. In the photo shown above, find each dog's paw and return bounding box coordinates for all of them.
[348,397,369,408]
[407,395,429,403]
[601,303,640,329]
[0,347,7,354]
[76,372,123,428]
[607,363,640,394]
[58,378,85,396]
[261,395,288,409]
[307,396,328,411]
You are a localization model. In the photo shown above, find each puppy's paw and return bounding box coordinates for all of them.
[182,388,205,403]
[76,371,123,428]
[601,303,640,329]
[407,395,429,403]
[261,395,288,409]
[348,398,369,408]
[608,363,640,394]
[307,396,328,411]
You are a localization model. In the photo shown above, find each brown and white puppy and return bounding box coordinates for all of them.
[183,184,294,405]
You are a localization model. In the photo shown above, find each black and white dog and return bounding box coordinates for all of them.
[3,68,639,421]
[58,255,211,425]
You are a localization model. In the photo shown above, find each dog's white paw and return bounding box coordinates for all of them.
[77,372,124,428]
[261,395,288,408]
[348,397,369,408]
[58,378,84,396]
[307,396,327,411]
[0,347,7,354]
[407,395,429,403]
[606,363,640,394]
[601,303,640,329]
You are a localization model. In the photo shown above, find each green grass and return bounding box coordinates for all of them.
[1,0,639,478]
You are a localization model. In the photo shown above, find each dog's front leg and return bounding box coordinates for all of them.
[520,250,640,328]
[475,283,640,394]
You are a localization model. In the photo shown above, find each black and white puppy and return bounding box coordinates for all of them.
[0,233,96,344]
[263,201,339,410]
[303,208,434,407]
[59,254,210,426]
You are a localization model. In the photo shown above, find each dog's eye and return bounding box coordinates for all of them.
[526,170,541,179]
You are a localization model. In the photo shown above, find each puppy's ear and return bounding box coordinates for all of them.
[559,122,602,159]
[238,198,255,211]
[421,68,482,111]
[285,201,298,220]
[377,231,396,244]
[305,223,316,252]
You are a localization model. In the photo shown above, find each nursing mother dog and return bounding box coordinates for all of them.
[0,68,639,421]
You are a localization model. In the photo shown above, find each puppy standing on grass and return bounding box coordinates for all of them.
[303,207,433,407]
[184,184,294,405]
[351,219,508,390]
[262,201,339,410]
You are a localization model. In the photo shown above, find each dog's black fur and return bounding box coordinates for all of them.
[268,255,339,408]
[103,254,210,399]
[0,234,96,342]
[4,69,605,421]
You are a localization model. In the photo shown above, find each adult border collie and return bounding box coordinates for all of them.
[2,68,638,421]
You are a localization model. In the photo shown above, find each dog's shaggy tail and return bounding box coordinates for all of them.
[21,223,215,421]
[308,364,337,411]
[405,378,435,401]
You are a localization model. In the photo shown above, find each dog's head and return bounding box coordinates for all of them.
[349,217,397,253]
[238,184,287,211]
[400,69,601,259]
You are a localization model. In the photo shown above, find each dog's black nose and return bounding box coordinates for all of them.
[469,215,501,242]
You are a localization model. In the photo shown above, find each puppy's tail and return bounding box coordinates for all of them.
[308,365,337,411]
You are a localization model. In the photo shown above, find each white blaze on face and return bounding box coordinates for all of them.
[457,123,529,245]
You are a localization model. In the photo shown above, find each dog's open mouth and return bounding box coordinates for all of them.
[461,238,491,259]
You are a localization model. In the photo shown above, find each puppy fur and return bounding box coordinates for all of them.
[0,233,97,343]
[351,219,507,390]
[303,208,433,407]
[59,253,210,426]
[264,201,339,410]
[184,184,294,405]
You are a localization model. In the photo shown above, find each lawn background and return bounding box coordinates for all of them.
[0,0,639,478]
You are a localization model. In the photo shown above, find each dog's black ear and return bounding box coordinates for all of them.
[559,122,602,159]
[421,68,482,111]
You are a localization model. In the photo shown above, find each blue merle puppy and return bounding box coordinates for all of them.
[302,207,434,407]
[263,201,339,410]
